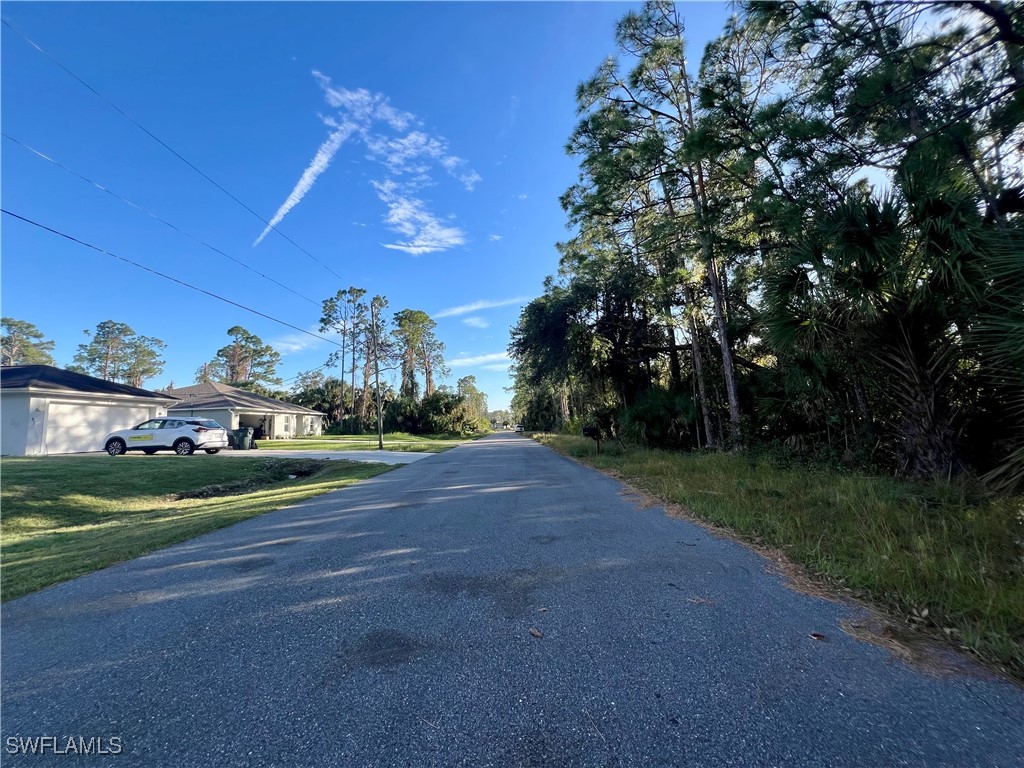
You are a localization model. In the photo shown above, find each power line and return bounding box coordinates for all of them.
[1,16,346,282]
[1,208,341,348]
[280,362,333,385]
[3,133,322,308]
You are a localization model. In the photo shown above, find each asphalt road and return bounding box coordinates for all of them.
[2,433,1021,767]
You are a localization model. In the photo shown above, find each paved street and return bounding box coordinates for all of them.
[2,433,1021,767]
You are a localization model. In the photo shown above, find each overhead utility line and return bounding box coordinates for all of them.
[3,133,321,308]
[279,361,332,385]
[1,17,345,282]
[2,209,341,348]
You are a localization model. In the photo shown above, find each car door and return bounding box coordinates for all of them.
[156,419,187,447]
[127,419,164,447]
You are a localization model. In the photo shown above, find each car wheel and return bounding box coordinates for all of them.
[173,438,195,456]
[106,438,127,456]
[142,448,158,455]
[204,448,221,454]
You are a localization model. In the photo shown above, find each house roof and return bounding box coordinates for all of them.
[0,365,177,401]
[164,382,324,415]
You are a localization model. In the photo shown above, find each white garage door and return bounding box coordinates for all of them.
[44,403,152,454]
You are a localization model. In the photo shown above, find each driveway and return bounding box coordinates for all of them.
[2,433,1021,766]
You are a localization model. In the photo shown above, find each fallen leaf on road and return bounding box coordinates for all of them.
[686,597,715,605]
[528,627,544,639]
[538,607,549,613]
[809,632,828,641]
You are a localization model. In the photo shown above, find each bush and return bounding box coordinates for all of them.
[619,388,697,449]
[384,396,421,434]
[324,416,365,436]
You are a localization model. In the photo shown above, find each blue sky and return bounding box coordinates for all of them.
[2,1,732,410]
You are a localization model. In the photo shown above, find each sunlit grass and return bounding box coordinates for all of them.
[535,434,1024,679]
[0,456,396,601]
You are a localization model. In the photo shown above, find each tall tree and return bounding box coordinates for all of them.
[457,375,489,427]
[321,287,367,429]
[71,320,165,385]
[508,0,1023,486]
[392,309,446,400]
[123,335,167,387]
[348,290,369,431]
[1,317,55,366]
[368,295,391,449]
[392,309,428,400]
[420,335,448,398]
[563,1,748,444]
[199,326,281,387]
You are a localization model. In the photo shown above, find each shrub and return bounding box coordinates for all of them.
[619,388,697,449]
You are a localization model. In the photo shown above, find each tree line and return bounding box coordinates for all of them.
[2,290,488,436]
[292,288,489,436]
[509,0,1024,492]
[2,318,167,387]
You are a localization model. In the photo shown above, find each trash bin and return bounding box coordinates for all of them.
[234,428,253,450]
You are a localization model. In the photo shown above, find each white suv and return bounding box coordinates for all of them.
[103,418,230,456]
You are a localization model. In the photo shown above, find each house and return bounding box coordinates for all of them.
[164,382,324,439]
[1,365,177,456]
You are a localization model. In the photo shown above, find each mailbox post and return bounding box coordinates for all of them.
[582,425,601,453]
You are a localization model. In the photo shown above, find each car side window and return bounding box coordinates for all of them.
[163,420,183,429]
[136,420,162,430]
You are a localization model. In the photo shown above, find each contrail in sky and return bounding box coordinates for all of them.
[253,122,354,246]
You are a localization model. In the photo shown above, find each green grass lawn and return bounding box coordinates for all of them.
[0,456,396,601]
[535,434,1024,679]
[264,432,479,452]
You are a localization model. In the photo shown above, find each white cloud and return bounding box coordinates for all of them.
[488,234,503,241]
[367,130,446,174]
[256,70,479,251]
[373,181,466,256]
[435,296,530,318]
[462,316,490,328]
[253,121,356,246]
[449,352,510,367]
[313,72,413,130]
[480,362,513,371]
[269,327,334,355]
[451,165,482,192]
[368,134,481,191]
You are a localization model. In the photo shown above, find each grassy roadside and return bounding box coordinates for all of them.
[535,434,1024,679]
[0,456,396,601]
[261,432,478,453]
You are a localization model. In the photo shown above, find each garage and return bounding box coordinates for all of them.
[1,365,177,456]
[166,382,324,439]
[43,402,152,455]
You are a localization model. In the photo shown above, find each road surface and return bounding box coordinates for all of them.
[2,433,1021,766]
